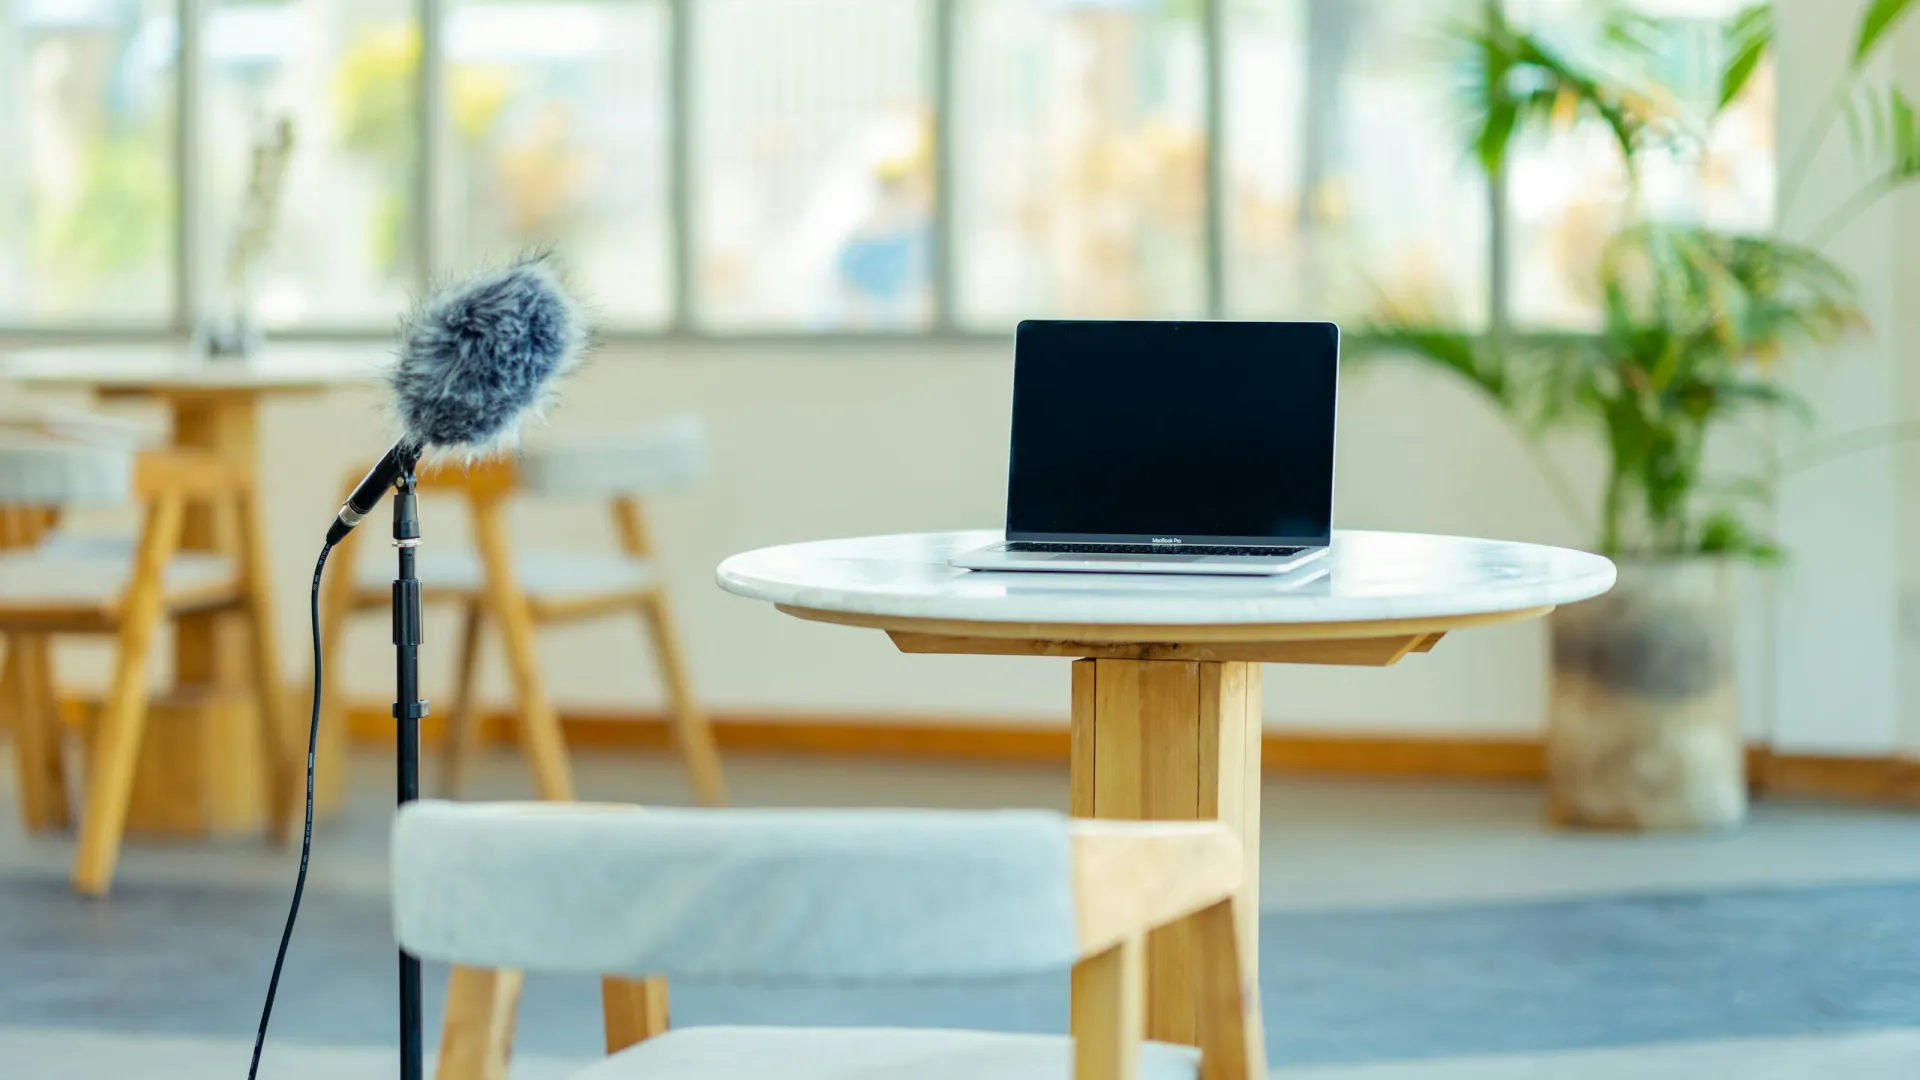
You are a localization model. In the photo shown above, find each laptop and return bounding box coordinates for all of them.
[951,319,1339,577]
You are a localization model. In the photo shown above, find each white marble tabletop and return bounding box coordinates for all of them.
[0,344,391,392]
[718,529,1616,631]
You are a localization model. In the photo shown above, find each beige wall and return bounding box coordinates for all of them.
[3,338,1591,735]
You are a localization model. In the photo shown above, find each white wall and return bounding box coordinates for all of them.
[1772,0,1920,756]
[341,341,1592,733]
[1897,24,1920,758]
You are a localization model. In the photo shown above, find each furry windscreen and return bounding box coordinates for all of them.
[391,257,585,452]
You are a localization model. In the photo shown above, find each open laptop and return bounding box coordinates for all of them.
[952,319,1339,577]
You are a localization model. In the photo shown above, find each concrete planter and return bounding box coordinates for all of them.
[1547,558,1744,830]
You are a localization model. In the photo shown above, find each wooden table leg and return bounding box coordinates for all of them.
[7,635,71,832]
[1069,657,1262,1047]
[155,392,272,834]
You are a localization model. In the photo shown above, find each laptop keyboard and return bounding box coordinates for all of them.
[1008,542,1306,558]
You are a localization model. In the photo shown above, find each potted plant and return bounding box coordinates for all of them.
[1365,0,1908,828]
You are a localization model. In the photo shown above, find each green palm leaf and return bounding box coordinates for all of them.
[1854,0,1920,68]
[1719,4,1770,109]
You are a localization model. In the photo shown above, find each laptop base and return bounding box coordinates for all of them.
[950,543,1329,578]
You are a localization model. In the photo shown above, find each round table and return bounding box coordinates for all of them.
[0,344,389,833]
[718,528,1614,1046]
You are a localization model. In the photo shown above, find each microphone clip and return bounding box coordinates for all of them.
[327,441,423,546]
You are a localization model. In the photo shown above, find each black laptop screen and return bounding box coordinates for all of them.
[1005,320,1339,546]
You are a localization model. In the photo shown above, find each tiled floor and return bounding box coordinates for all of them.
[4,747,1919,1078]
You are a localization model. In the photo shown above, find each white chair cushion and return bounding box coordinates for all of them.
[354,547,657,600]
[0,433,132,506]
[392,802,1082,981]
[574,1027,1200,1080]
[518,416,705,498]
[0,537,233,605]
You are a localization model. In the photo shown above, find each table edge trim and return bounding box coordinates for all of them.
[771,605,1557,643]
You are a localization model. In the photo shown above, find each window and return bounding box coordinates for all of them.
[1,0,176,324]
[0,0,1779,338]
[955,0,1207,325]
[696,0,932,330]
[1225,0,1489,325]
[444,0,672,327]
[204,0,418,328]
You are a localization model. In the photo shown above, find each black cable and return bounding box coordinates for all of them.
[248,541,333,1079]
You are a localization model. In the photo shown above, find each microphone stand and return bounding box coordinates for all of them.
[389,449,427,1080]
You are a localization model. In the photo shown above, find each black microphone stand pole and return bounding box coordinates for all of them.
[390,449,427,1080]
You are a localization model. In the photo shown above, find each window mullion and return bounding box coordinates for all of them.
[669,0,696,332]
[932,0,958,331]
[417,0,447,286]
[1203,0,1226,320]
[175,0,206,332]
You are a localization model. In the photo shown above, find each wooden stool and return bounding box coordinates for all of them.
[320,418,725,808]
[0,434,294,894]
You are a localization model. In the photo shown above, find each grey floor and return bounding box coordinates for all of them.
[5,748,1920,1078]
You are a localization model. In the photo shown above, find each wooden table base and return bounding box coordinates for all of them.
[1069,657,1261,1046]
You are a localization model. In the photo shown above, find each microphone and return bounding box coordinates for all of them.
[325,256,585,544]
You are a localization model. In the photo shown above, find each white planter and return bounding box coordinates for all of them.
[1547,558,1744,830]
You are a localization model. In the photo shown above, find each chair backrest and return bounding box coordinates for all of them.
[391,801,1082,982]
[0,432,134,507]
[517,415,705,498]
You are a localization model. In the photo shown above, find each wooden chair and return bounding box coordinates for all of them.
[394,801,1262,1080]
[320,418,725,807]
[0,433,294,895]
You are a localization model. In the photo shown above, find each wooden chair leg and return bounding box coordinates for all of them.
[615,494,724,804]
[1,638,18,808]
[1194,898,1264,1080]
[8,635,70,833]
[602,976,669,1053]
[638,591,726,807]
[73,494,182,896]
[237,487,296,842]
[439,600,487,798]
[1073,934,1146,1080]
[436,966,523,1080]
[469,495,574,801]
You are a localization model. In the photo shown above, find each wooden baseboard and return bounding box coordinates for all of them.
[1755,752,1920,806]
[350,706,1079,764]
[1261,731,1542,780]
[338,705,1920,808]
[344,705,1537,782]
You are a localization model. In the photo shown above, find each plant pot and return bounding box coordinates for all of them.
[1546,557,1744,830]
[190,302,264,360]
